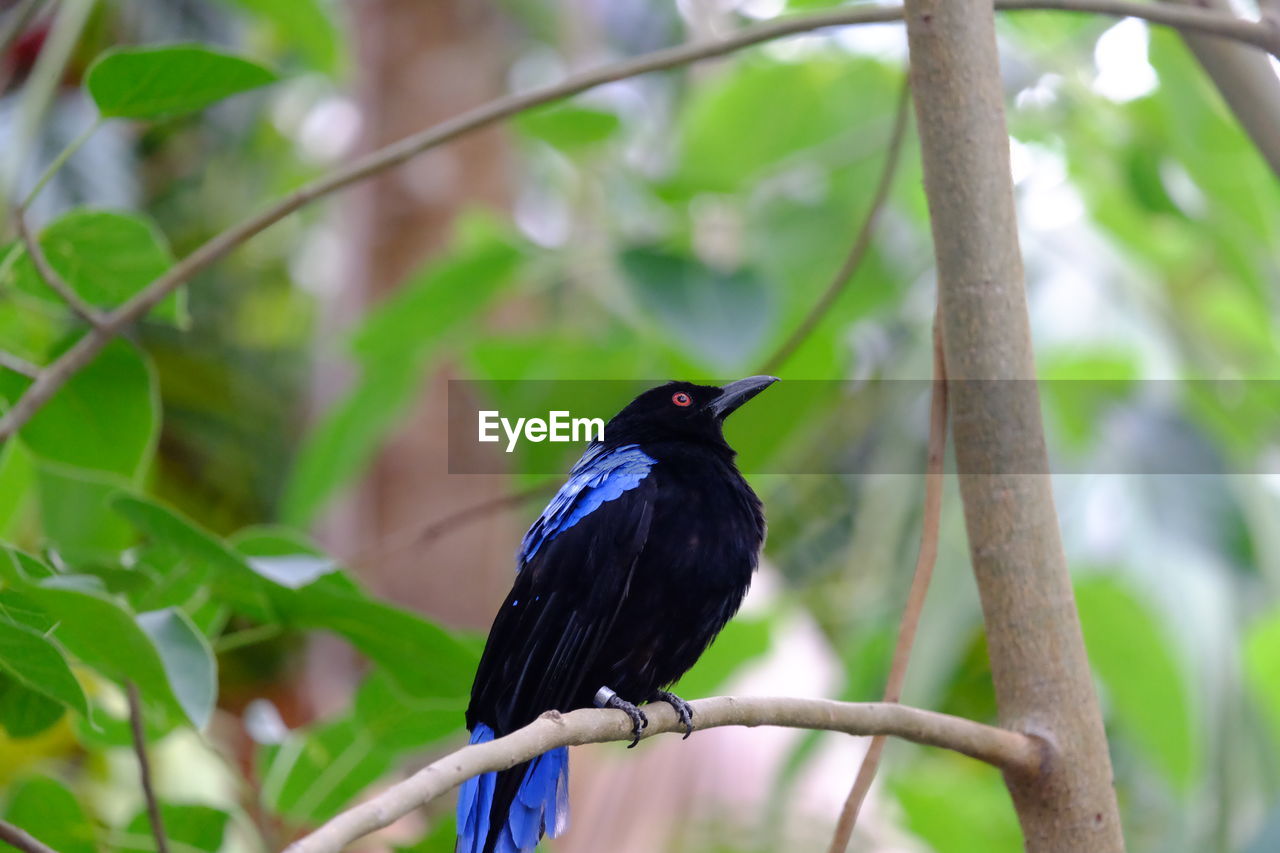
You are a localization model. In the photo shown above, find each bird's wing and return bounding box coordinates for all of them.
[467,443,658,733]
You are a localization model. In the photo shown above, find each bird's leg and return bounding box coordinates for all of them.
[594,686,648,748]
[653,690,695,739]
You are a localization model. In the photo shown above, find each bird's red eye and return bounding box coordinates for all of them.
[672,392,692,407]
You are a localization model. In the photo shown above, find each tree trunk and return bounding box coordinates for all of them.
[901,1,1126,850]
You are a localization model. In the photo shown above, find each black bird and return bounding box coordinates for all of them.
[456,376,777,853]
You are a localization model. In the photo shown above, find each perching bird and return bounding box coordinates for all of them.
[456,376,777,853]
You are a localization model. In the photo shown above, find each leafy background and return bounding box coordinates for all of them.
[0,1,1278,852]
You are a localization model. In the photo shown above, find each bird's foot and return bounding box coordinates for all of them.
[594,686,648,748]
[654,690,695,739]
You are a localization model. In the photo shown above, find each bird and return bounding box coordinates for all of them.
[455,376,777,853]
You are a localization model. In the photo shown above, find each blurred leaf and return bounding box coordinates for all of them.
[0,438,35,534]
[1,775,98,853]
[1244,608,1280,749]
[352,671,458,752]
[278,577,478,702]
[0,676,66,738]
[396,816,457,853]
[37,465,135,560]
[891,753,1022,853]
[136,608,216,730]
[283,228,523,525]
[259,719,394,822]
[121,804,229,852]
[113,494,275,621]
[1,209,186,326]
[220,0,341,72]
[620,248,774,371]
[1076,574,1196,790]
[8,339,157,480]
[515,104,620,150]
[674,615,771,698]
[0,616,90,721]
[87,44,277,119]
[20,579,194,726]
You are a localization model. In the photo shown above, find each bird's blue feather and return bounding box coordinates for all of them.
[456,725,497,853]
[456,728,569,853]
[519,444,655,565]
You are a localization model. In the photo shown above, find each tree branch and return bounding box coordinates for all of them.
[13,210,106,326]
[0,0,1273,440]
[760,77,911,376]
[127,682,170,853]
[904,0,1124,848]
[0,819,59,853]
[284,696,1041,853]
[0,350,40,378]
[828,319,949,853]
[1158,0,1280,179]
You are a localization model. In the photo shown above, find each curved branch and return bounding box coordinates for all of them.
[285,696,1042,853]
[760,77,911,375]
[0,0,1274,439]
[14,211,106,326]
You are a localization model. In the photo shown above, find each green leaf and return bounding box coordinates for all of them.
[0,616,90,720]
[20,578,195,726]
[137,608,217,730]
[0,438,35,534]
[514,104,621,150]
[14,339,157,479]
[1245,609,1280,749]
[260,719,394,822]
[37,465,136,560]
[218,0,341,72]
[86,43,277,119]
[673,615,771,698]
[1076,574,1197,789]
[278,576,478,702]
[891,753,1022,853]
[0,676,66,737]
[1,209,186,325]
[620,248,775,371]
[1,776,98,853]
[283,227,523,525]
[112,494,275,621]
[121,804,229,853]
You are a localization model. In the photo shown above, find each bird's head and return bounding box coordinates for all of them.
[603,375,779,450]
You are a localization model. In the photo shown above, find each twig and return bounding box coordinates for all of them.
[0,0,1274,441]
[0,818,60,853]
[759,78,911,376]
[350,481,556,564]
[13,210,106,326]
[127,681,170,853]
[0,350,41,378]
[284,696,1042,853]
[827,319,949,853]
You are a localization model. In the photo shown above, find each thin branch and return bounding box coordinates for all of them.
[0,0,1274,441]
[349,481,556,564]
[0,818,60,853]
[0,350,41,378]
[760,78,911,376]
[827,319,949,853]
[284,696,1042,853]
[13,211,106,326]
[127,682,170,853]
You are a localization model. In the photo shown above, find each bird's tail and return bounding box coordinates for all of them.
[456,724,570,853]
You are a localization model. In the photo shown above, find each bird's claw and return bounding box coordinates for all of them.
[594,686,648,747]
[654,690,695,739]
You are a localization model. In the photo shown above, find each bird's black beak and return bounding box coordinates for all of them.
[709,375,779,420]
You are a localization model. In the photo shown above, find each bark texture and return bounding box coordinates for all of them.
[901,1,1125,850]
